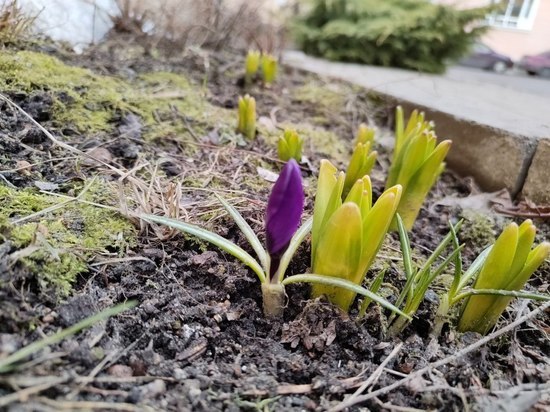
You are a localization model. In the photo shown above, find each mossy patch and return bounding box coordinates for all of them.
[0,51,232,143]
[459,210,496,252]
[0,182,136,296]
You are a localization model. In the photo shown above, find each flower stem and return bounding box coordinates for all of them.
[261,283,286,318]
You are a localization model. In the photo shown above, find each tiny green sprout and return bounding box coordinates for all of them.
[355,123,375,146]
[431,219,550,336]
[142,160,407,319]
[245,50,261,85]
[388,215,463,336]
[458,220,550,334]
[237,94,256,139]
[343,140,377,198]
[386,106,451,230]
[310,159,404,313]
[261,53,278,85]
[278,129,303,162]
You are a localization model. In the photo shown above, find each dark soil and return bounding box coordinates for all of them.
[0,36,549,411]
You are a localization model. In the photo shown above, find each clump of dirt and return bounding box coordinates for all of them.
[0,36,548,411]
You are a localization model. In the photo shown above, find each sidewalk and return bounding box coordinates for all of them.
[283,51,550,203]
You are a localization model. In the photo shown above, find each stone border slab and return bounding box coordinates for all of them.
[523,139,550,203]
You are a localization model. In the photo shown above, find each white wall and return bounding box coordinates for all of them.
[19,0,118,52]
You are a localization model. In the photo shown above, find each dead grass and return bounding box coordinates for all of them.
[0,0,37,44]
[106,0,287,53]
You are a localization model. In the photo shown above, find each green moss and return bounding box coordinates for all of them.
[0,183,136,296]
[0,51,231,145]
[459,210,496,251]
[292,79,347,113]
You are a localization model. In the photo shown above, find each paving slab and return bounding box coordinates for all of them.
[283,51,550,201]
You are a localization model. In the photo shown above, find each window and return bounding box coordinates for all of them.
[487,0,540,30]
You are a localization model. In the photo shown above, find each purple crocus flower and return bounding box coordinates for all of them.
[265,159,304,279]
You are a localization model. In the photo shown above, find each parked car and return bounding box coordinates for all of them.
[459,42,514,73]
[518,51,550,77]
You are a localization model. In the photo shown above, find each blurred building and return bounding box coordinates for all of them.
[436,0,550,60]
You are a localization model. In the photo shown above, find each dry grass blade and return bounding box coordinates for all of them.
[0,0,38,44]
[0,376,68,408]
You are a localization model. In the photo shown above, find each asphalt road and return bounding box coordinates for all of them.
[446,66,550,98]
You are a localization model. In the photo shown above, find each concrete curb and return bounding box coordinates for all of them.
[283,51,549,203]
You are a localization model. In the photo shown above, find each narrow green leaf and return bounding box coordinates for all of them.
[508,220,536,280]
[215,194,269,273]
[396,133,429,188]
[458,223,519,333]
[142,214,266,283]
[311,160,340,261]
[284,274,411,319]
[455,245,492,294]
[276,217,313,283]
[359,185,402,279]
[358,268,386,319]
[311,203,363,311]
[0,301,136,373]
[454,288,550,302]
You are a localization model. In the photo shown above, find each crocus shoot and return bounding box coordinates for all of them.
[355,123,375,146]
[237,94,256,139]
[142,159,408,319]
[310,160,403,312]
[343,140,377,198]
[457,220,550,334]
[261,53,278,85]
[430,219,550,336]
[386,106,451,230]
[278,129,303,162]
[245,50,260,85]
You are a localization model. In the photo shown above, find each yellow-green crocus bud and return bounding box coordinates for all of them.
[237,94,256,140]
[278,129,303,162]
[355,123,375,146]
[245,50,260,84]
[386,107,450,230]
[311,159,402,311]
[459,220,550,335]
[343,141,377,198]
[261,53,278,85]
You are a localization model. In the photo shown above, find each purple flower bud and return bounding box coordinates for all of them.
[265,159,304,276]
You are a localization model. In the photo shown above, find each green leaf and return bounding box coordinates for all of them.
[311,160,340,260]
[284,273,411,319]
[358,268,386,318]
[311,202,363,311]
[276,217,313,283]
[359,185,402,278]
[142,214,266,283]
[0,301,136,373]
[215,194,269,273]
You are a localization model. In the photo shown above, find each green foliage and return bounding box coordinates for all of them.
[245,50,261,79]
[0,51,231,144]
[458,220,550,334]
[388,215,463,336]
[237,94,257,139]
[261,53,278,84]
[295,0,492,73]
[386,107,451,230]
[343,128,377,198]
[278,129,304,162]
[0,183,136,295]
[310,160,402,311]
